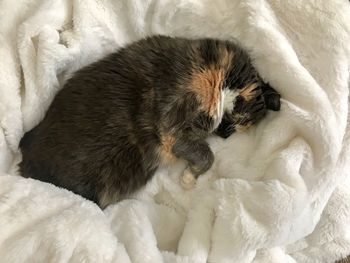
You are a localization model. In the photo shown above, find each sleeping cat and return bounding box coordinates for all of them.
[19,35,281,208]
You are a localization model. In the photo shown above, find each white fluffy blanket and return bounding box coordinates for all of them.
[1,0,350,262]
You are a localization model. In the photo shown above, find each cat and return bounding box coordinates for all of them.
[19,35,281,208]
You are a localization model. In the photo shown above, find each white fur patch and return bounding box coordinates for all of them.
[223,89,239,112]
[212,88,239,131]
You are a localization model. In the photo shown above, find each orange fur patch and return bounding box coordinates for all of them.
[159,132,177,162]
[218,46,234,69]
[235,122,252,132]
[189,46,235,117]
[240,83,259,101]
[190,68,224,116]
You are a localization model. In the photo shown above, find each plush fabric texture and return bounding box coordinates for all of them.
[0,0,350,262]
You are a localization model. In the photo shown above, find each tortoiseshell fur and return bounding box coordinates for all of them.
[19,35,280,208]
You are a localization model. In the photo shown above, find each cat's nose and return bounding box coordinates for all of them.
[214,123,235,139]
[214,129,233,139]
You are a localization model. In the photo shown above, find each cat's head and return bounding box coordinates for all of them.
[215,82,281,138]
[188,38,281,138]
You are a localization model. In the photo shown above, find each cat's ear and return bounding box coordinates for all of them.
[262,83,281,111]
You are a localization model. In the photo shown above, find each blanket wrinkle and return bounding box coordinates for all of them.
[1,0,350,262]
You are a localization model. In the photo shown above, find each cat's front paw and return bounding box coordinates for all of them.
[180,168,197,190]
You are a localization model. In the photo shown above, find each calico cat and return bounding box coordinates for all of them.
[19,35,281,208]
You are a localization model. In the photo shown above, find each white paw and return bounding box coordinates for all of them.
[180,169,197,190]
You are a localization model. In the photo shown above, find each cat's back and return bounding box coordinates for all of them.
[50,36,193,110]
[19,36,197,153]
[18,35,199,201]
[68,35,192,84]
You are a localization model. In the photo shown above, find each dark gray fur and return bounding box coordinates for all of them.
[19,35,280,208]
